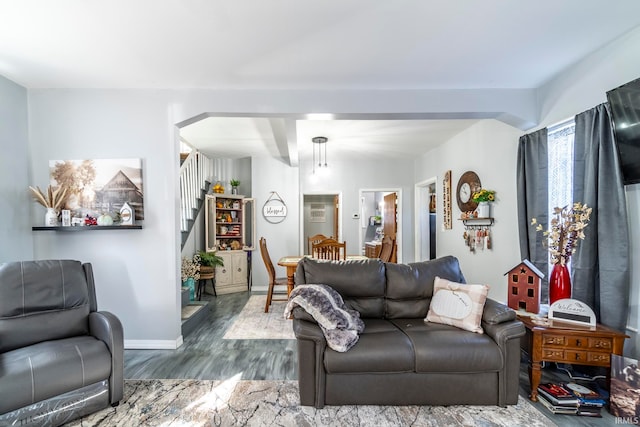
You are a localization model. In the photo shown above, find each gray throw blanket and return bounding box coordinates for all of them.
[284,284,365,352]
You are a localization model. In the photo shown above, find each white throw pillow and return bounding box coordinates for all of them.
[425,276,490,334]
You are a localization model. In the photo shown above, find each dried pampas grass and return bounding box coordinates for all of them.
[28,185,68,210]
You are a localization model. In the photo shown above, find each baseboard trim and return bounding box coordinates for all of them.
[125,337,183,350]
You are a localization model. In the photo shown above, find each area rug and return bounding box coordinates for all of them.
[66,378,556,426]
[222,295,295,340]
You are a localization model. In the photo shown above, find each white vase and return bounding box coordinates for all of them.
[477,202,491,218]
[45,208,58,226]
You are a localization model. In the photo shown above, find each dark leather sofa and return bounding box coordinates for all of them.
[292,256,525,408]
[0,260,124,425]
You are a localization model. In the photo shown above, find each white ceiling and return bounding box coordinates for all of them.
[3,1,640,161]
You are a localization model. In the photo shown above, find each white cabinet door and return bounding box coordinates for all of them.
[231,252,247,284]
[215,251,247,294]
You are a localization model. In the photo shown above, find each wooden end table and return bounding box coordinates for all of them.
[517,314,628,401]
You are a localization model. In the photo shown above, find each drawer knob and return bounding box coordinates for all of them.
[576,339,582,347]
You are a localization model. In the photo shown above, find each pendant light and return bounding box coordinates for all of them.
[312,136,328,174]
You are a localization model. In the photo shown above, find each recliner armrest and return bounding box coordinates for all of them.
[89,311,124,404]
[482,298,516,325]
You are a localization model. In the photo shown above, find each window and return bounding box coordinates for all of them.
[546,119,575,273]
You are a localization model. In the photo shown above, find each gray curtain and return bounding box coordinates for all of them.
[516,128,549,302]
[573,103,630,332]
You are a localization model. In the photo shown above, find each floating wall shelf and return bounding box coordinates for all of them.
[460,217,494,226]
[32,225,142,231]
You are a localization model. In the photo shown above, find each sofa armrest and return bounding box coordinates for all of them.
[89,311,124,404]
[482,316,525,406]
[482,298,517,325]
[293,318,328,408]
[293,317,326,344]
[483,319,525,345]
[292,306,318,324]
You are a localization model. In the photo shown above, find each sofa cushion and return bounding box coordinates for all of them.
[385,256,466,319]
[425,277,489,333]
[324,319,414,373]
[0,260,91,353]
[296,258,386,318]
[0,336,112,414]
[390,319,503,373]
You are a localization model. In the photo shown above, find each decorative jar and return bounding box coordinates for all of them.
[476,202,491,218]
[45,208,58,226]
[183,277,196,301]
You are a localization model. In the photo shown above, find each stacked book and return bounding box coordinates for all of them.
[537,382,606,417]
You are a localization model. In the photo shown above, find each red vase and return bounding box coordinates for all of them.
[549,263,571,304]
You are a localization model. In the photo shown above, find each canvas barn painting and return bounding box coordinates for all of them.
[49,158,144,221]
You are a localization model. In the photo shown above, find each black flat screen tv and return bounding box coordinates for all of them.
[607,77,640,185]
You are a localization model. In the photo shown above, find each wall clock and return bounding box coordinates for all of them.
[456,171,482,212]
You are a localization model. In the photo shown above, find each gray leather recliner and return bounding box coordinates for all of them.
[0,260,124,425]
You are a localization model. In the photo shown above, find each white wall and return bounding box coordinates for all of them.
[0,75,32,261]
[415,120,523,302]
[28,90,182,349]
[251,155,299,290]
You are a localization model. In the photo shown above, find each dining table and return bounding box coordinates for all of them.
[277,254,369,295]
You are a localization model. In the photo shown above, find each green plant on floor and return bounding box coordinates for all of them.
[194,250,225,268]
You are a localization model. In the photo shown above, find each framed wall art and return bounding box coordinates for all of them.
[49,158,144,221]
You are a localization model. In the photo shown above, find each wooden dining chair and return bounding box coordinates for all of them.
[311,238,346,260]
[378,236,395,262]
[259,237,289,313]
[307,234,330,255]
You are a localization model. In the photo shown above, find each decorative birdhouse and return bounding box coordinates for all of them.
[505,260,545,314]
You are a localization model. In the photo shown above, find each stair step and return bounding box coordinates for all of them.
[181,287,190,307]
[181,301,209,337]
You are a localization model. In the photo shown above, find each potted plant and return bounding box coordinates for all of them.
[230,179,240,194]
[471,188,496,218]
[29,185,68,226]
[194,250,225,271]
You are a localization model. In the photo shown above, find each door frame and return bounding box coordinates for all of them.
[415,177,437,262]
[358,188,402,263]
[300,191,342,255]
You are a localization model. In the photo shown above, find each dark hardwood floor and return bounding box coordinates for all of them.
[124,291,621,425]
[124,291,296,381]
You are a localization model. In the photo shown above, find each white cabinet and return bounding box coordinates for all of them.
[215,251,248,294]
[205,194,255,252]
[205,194,254,294]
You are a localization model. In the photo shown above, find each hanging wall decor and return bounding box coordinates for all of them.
[443,170,452,230]
[49,158,144,222]
[262,191,287,224]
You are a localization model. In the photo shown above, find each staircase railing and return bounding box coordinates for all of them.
[180,150,213,232]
